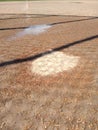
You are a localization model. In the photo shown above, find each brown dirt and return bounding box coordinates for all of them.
[0,15,98,130]
[0,1,98,16]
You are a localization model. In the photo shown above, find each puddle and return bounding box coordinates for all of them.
[8,24,52,40]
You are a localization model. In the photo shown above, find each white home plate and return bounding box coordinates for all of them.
[31,51,80,76]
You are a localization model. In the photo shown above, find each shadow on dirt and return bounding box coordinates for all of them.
[0,15,98,31]
[0,34,98,67]
[0,13,89,20]
[0,14,59,21]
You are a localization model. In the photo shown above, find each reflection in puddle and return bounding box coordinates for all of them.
[9,24,52,40]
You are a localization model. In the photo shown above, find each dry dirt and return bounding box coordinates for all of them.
[0,1,98,16]
[0,14,98,130]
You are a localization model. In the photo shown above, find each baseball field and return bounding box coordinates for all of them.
[0,1,98,130]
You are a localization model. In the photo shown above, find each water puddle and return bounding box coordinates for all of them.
[8,24,52,40]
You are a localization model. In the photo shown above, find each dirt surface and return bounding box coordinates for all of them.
[0,1,98,16]
[0,14,98,130]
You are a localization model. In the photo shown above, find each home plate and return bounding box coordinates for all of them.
[31,51,80,76]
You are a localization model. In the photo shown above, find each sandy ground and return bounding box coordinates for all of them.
[0,1,98,130]
[0,0,98,16]
[0,14,98,130]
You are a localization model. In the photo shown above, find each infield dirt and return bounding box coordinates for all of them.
[0,1,98,130]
